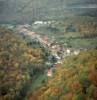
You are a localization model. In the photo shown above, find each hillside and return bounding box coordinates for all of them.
[0,27,46,100]
[29,50,97,100]
[0,0,97,23]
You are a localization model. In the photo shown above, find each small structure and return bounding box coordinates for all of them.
[55,60,62,64]
[33,21,52,25]
[55,55,61,60]
[34,21,44,25]
[73,50,80,55]
[45,62,52,66]
[47,69,53,77]
[66,48,71,54]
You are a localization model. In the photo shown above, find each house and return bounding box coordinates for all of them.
[47,69,53,77]
[34,21,44,25]
[73,50,80,55]
[66,48,71,54]
[45,62,52,66]
[55,55,61,60]
[56,60,62,64]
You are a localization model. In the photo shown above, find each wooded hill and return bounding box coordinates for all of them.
[0,27,46,100]
[29,50,97,100]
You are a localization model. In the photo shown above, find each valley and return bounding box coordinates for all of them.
[0,1,97,98]
[1,15,97,100]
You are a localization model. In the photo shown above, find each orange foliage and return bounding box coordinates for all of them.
[70,81,82,93]
[51,88,61,96]
[92,87,97,100]
[88,70,97,86]
[63,92,73,100]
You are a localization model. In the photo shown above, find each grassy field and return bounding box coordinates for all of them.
[32,16,97,49]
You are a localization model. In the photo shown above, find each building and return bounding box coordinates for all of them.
[73,50,80,55]
[47,69,53,77]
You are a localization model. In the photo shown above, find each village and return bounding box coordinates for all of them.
[2,23,86,77]
[13,24,84,77]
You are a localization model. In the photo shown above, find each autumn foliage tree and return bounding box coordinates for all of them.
[0,27,45,100]
[28,50,97,100]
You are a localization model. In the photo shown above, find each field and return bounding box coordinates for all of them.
[32,16,97,48]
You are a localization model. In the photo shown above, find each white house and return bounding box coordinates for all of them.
[73,50,80,55]
[34,21,52,25]
[57,60,62,64]
[47,69,53,77]
[66,49,71,54]
[45,62,52,66]
[34,21,44,25]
